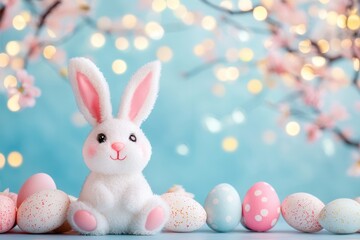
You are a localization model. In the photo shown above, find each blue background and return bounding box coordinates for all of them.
[0,0,359,204]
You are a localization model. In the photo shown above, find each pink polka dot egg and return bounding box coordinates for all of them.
[242,182,280,232]
[0,195,17,233]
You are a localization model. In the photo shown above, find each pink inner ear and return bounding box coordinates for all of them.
[77,72,101,123]
[129,72,152,121]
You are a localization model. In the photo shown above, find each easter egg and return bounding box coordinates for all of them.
[281,193,324,232]
[242,182,280,232]
[0,195,16,233]
[204,183,241,232]
[17,173,57,208]
[17,189,70,233]
[0,189,18,204]
[162,192,206,232]
[319,198,360,234]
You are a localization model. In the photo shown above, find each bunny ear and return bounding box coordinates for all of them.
[118,61,160,126]
[68,57,112,126]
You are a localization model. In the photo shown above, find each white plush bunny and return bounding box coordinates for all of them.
[67,58,169,235]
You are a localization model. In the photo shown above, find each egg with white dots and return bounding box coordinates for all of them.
[204,183,242,232]
[319,198,360,234]
[242,182,280,232]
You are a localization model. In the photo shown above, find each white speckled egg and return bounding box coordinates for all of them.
[319,198,360,234]
[204,183,241,232]
[0,195,16,233]
[17,189,70,233]
[281,193,324,233]
[162,193,206,232]
[242,182,280,232]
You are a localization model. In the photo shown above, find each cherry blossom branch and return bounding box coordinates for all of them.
[201,0,258,15]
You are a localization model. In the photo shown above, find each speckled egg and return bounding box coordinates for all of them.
[162,193,206,232]
[0,195,16,233]
[17,189,70,233]
[17,173,56,208]
[281,193,324,233]
[204,183,241,232]
[242,182,280,232]
[319,198,360,234]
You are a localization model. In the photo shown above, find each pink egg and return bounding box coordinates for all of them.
[17,173,56,208]
[0,195,16,233]
[242,182,280,232]
[0,190,17,205]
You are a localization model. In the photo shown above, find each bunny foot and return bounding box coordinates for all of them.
[68,201,109,235]
[129,195,169,235]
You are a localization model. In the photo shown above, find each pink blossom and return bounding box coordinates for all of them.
[7,70,41,108]
[0,0,20,30]
[315,114,335,129]
[23,35,42,60]
[267,0,307,26]
[328,0,353,14]
[302,86,323,108]
[329,104,348,121]
[305,124,322,142]
[347,158,360,177]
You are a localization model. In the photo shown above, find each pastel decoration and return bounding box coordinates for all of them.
[281,193,324,233]
[0,195,16,233]
[67,58,169,235]
[17,173,56,208]
[162,192,206,232]
[204,183,241,232]
[17,189,70,233]
[319,198,360,234]
[0,189,18,204]
[242,182,280,232]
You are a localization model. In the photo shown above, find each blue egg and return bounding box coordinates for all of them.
[204,183,242,232]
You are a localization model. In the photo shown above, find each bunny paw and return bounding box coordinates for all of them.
[73,210,97,232]
[145,206,166,231]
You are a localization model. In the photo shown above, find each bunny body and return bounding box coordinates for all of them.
[67,58,169,235]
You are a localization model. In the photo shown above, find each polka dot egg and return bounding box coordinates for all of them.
[204,183,241,232]
[17,189,70,233]
[242,182,280,232]
[281,193,324,233]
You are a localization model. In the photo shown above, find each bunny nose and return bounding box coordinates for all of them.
[111,142,125,152]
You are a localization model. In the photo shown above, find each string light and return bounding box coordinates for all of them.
[122,14,138,29]
[253,6,268,21]
[182,12,195,25]
[193,44,205,56]
[47,28,57,38]
[312,56,326,67]
[318,0,329,4]
[285,121,301,136]
[11,57,24,70]
[341,38,352,49]
[7,94,21,112]
[337,14,347,29]
[8,151,23,167]
[152,0,166,12]
[90,33,105,48]
[0,53,10,67]
[318,9,327,19]
[12,15,26,30]
[204,116,222,133]
[0,153,5,169]
[247,79,263,94]
[115,37,129,51]
[20,11,31,23]
[220,0,233,10]
[43,45,57,59]
[112,59,127,74]
[4,75,17,88]
[222,137,238,152]
[347,14,360,30]
[157,46,173,62]
[301,64,315,80]
[6,41,21,56]
[225,66,239,81]
[215,67,227,81]
[134,36,149,50]
[201,16,217,31]
[145,21,164,40]
[292,24,306,35]
[326,11,338,25]
[176,144,189,156]
[239,48,254,62]
[353,58,360,71]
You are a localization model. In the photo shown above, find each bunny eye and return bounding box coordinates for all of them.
[97,133,107,143]
[129,134,137,142]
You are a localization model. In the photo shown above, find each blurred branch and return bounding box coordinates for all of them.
[182,58,226,78]
[201,0,257,15]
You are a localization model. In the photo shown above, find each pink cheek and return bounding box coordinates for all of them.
[84,145,97,158]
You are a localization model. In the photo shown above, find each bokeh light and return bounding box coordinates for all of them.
[122,14,138,29]
[90,32,106,48]
[239,48,254,62]
[201,16,217,31]
[115,37,129,51]
[4,75,17,88]
[112,59,127,74]
[0,153,5,169]
[0,53,10,67]
[253,6,268,21]
[222,137,238,152]
[247,79,263,94]
[8,151,23,167]
[7,94,21,112]
[43,45,57,59]
[286,121,301,136]
[152,0,167,12]
[6,41,21,56]
[12,15,27,30]
[176,144,189,156]
[157,46,173,62]
[134,36,149,50]
[145,21,164,40]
